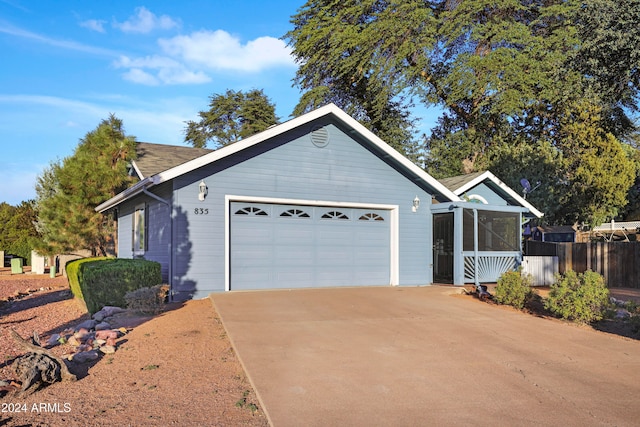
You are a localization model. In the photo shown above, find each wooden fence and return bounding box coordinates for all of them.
[525,241,640,288]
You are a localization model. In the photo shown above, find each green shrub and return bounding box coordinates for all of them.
[494,269,534,309]
[67,257,162,314]
[544,270,611,323]
[66,257,111,307]
[124,284,170,314]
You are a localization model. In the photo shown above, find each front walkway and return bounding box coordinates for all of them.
[211,286,640,426]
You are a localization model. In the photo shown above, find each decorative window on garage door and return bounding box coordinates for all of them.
[359,213,384,221]
[280,209,310,218]
[234,206,269,216]
[321,211,349,220]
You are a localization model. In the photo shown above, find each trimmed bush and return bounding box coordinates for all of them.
[67,257,162,314]
[494,269,534,309]
[66,257,111,307]
[545,270,610,323]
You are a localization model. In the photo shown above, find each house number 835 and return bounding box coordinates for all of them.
[194,208,209,215]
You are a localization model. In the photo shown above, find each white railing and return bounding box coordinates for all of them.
[592,220,640,231]
[464,252,519,283]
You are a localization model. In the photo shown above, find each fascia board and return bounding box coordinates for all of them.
[95,177,152,213]
[130,160,144,180]
[327,106,461,202]
[455,171,544,218]
[452,171,493,195]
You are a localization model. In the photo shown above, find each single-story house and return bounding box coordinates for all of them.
[96,104,542,300]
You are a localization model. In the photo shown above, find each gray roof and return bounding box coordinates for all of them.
[438,171,486,192]
[133,142,213,178]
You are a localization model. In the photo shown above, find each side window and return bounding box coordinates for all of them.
[133,204,146,255]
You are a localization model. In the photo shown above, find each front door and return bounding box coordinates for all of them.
[433,213,454,283]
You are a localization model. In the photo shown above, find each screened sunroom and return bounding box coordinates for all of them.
[431,203,527,286]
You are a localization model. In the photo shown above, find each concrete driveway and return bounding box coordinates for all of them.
[211,286,640,426]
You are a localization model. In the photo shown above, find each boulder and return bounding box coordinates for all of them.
[71,351,100,364]
[95,322,111,331]
[93,306,126,321]
[46,334,61,347]
[75,319,97,331]
[95,330,119,340]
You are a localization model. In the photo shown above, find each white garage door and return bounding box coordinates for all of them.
[230,202,391,290]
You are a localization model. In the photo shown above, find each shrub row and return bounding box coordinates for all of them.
[66,257,163,314]
[494,268,610,324]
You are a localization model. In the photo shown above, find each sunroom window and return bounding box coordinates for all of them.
[463,209,519,252]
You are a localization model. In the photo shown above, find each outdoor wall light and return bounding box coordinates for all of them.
[412,195,420,212]
[198,180,208,201]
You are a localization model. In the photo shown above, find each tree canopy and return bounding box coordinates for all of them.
[0,200,39,262]
[34,115,137,256]
[185,89,279,149]
[285,0,640,226]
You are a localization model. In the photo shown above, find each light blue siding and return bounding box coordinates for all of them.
[117,184,172,283]
[116,117,436,299]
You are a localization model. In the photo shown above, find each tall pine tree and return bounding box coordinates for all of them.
[35,115,137,256]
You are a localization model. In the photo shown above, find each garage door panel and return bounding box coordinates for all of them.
[231,202,390,290]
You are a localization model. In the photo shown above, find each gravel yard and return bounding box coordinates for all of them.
[0,273,267,427]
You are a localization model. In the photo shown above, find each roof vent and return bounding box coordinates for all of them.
[310,126,329,148]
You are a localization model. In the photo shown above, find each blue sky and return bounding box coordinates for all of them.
[0,1,440,206]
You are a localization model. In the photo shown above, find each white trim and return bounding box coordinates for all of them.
[130,160,145,180]
[451,171,543,218]
[97,104,460,213]
[224,194,399,291]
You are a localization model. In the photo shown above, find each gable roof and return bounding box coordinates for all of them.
[439,171,544,218]
[97,104,460,212]
[132,142,213,178]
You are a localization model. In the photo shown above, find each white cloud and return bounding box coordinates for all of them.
[121,68,160,86]
[114,29,295,86]
[159,30,295,72]
[0,21,119,57]
[113,7,180,34]
[115,55,210,85]
[115,54,181,69]
[80,19,107,33]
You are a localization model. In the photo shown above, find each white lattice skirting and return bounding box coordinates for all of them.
[464,254,519,283]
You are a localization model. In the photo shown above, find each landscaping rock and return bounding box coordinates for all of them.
[74,328,90,340]
[75,319,97,331]
[615,309,631,319]
[95,322,111,331]
[92,306,126,322]
[66,336,81,348]
[46,334,61,347]
[99,345,116,355]
[95,330,119,340]
[71,351,99,364]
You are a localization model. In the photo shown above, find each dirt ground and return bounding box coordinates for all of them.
[0,273,268,427]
